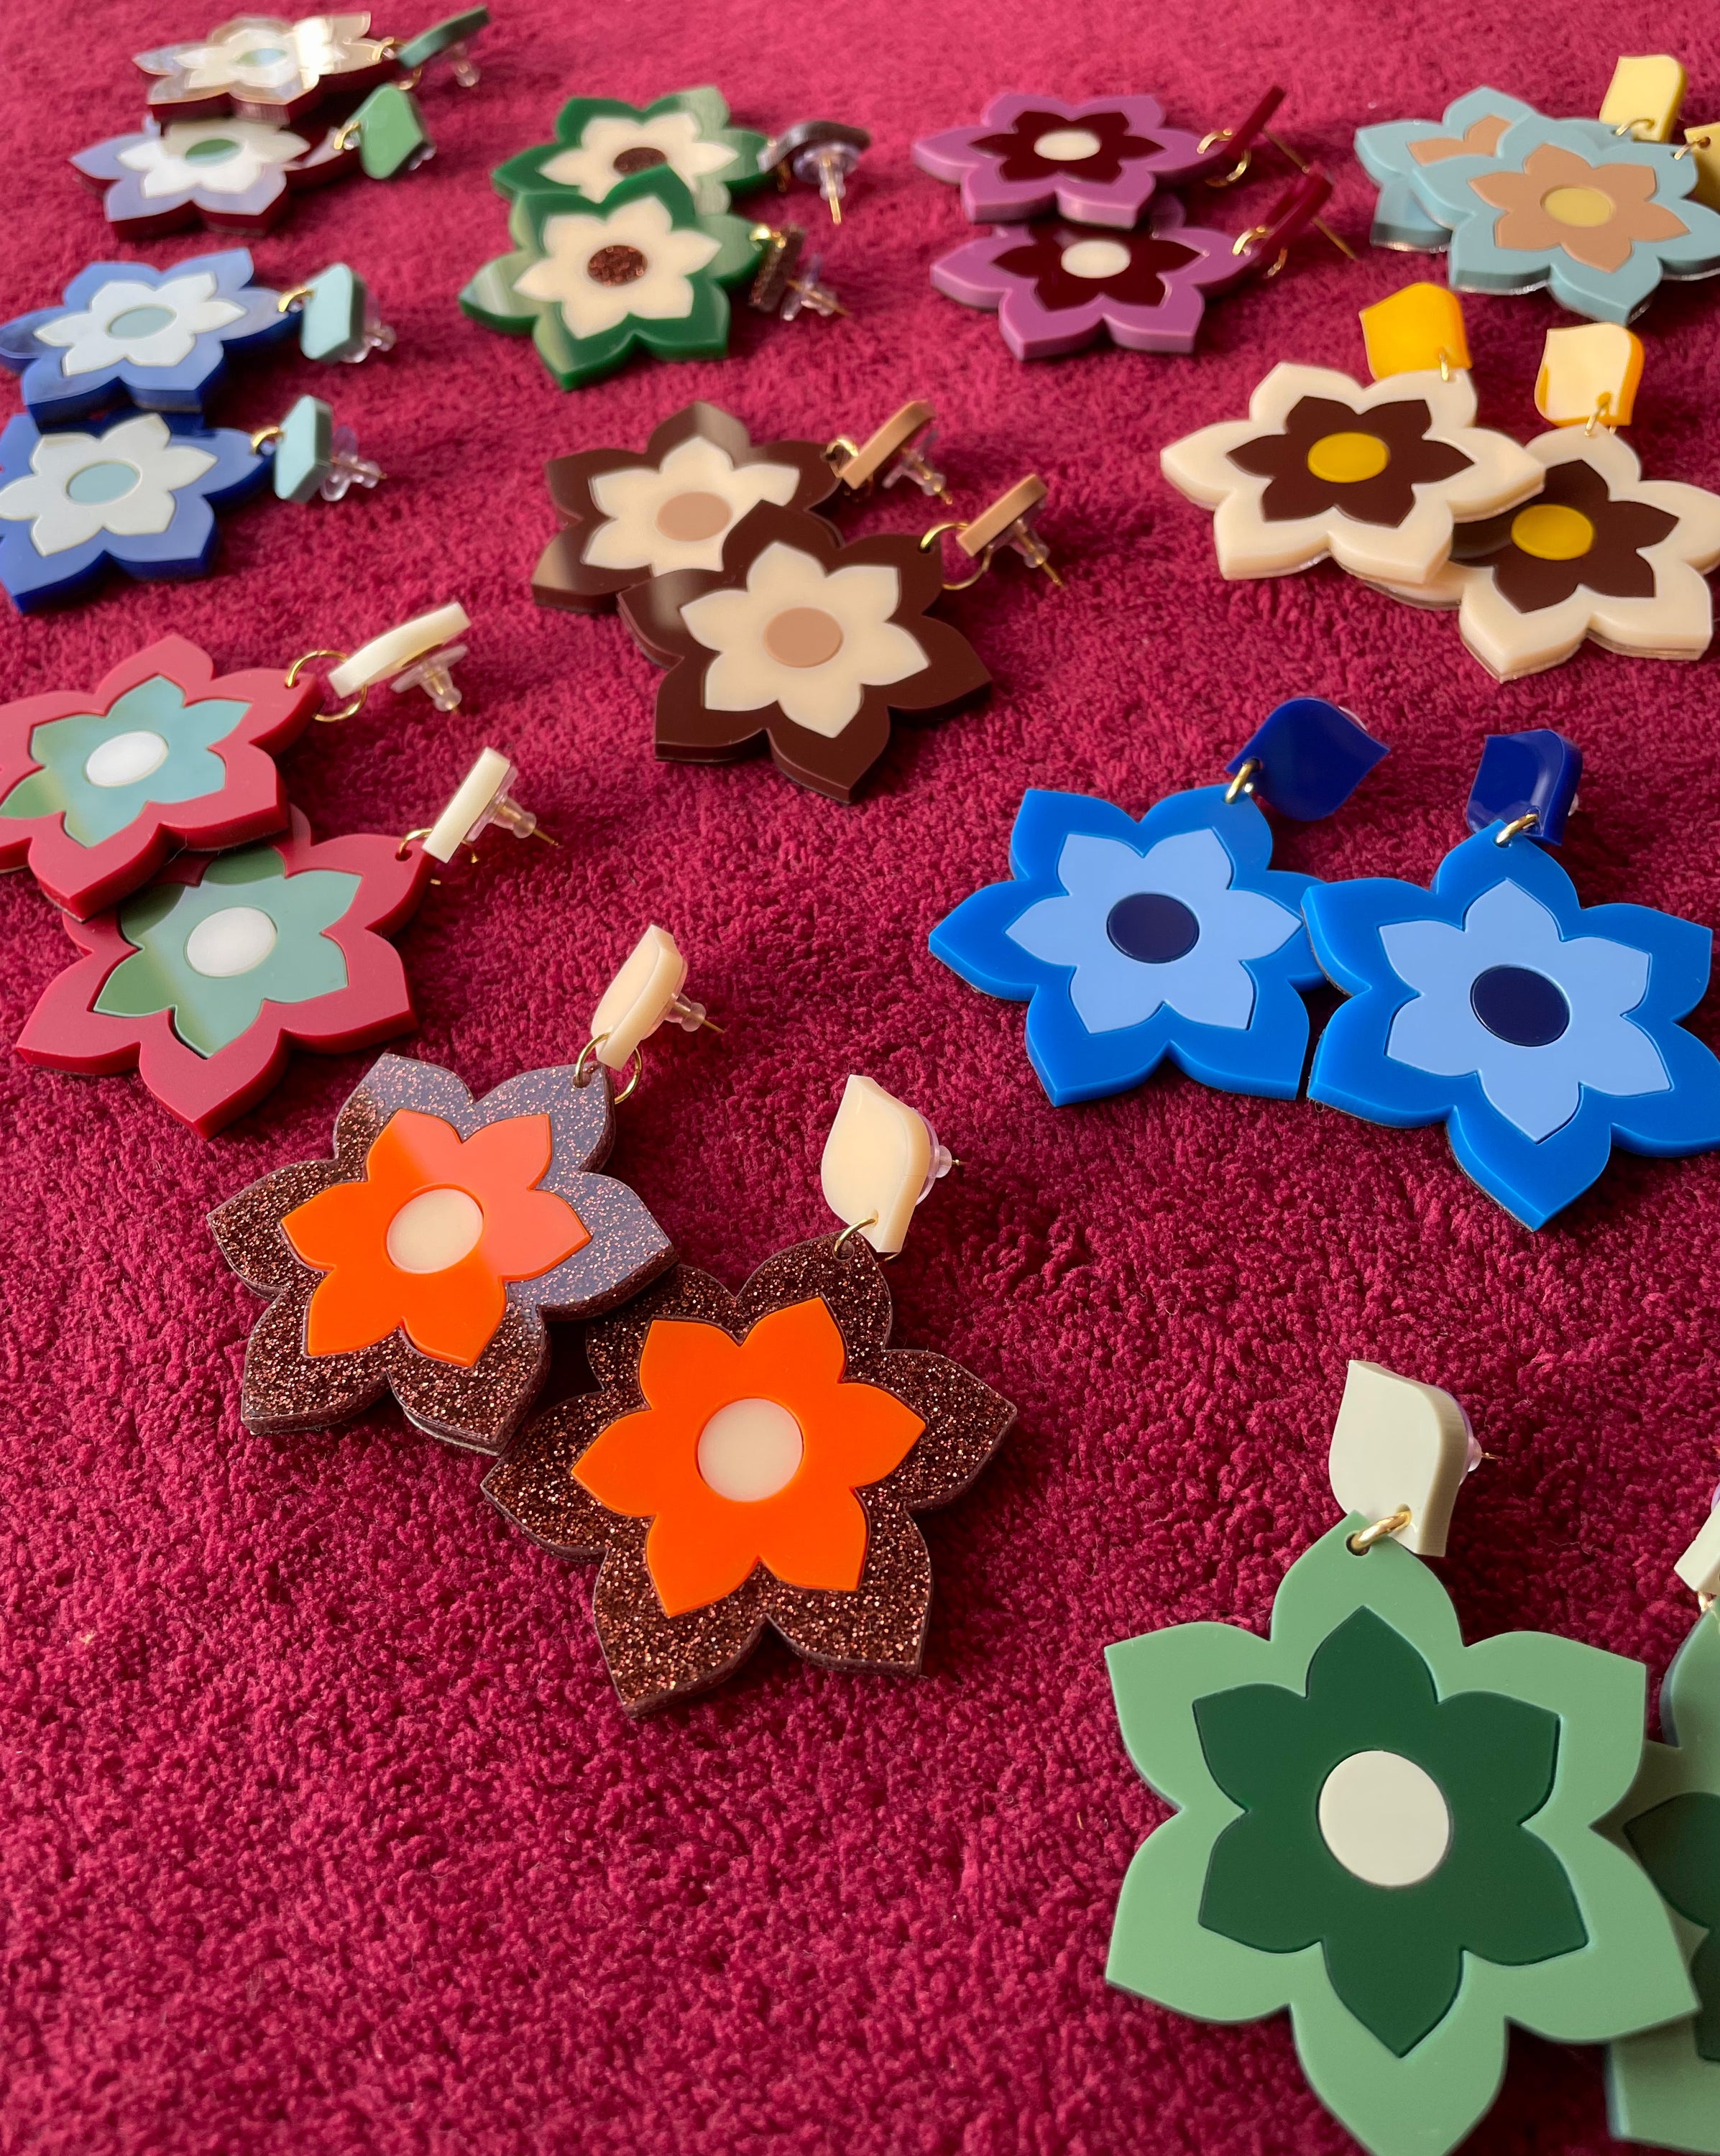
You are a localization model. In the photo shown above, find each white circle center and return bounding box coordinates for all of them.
[84,728,170,788]
[1033,126,1103,161]
[183,904,277,978]
[696,1396,805,1503]
[385,1187,485,1273]
[1317,1749,1452,1887]
[1059,238,1133,280]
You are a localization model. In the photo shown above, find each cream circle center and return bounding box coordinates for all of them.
[696,1396,805,1502]
[385,1187,485,1273]
[1034,127,1104,161]
[1317,1749,1452,1887]
[84,729,170,788]
[183,904,277,978]
[1059,239,1133,279]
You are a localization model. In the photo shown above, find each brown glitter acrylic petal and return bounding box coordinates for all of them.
[208,1156,344,1291]
[737,1236,897,1357]
[381,1302,550,1454]
[592,1527,773,1712]
[237,1282,390,1434]
[864,1348,1016,1509]
[761,1500,933,1677]
[482,1392,627,1555]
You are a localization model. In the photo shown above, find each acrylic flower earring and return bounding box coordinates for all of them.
[482,1071,1012,1713]
[1105,1358,1697,2156]
[1303,729,1720,1227]
[929,696,1386,1105]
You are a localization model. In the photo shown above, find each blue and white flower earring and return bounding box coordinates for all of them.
[929,697,1387,1106]
[1305,730,1720,1227]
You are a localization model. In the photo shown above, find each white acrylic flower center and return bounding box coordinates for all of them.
[84,729,170,788]
[183,904,277,977]
[64,460,139,505]
[1317,1749,1452,1886]
[696,1397,805,1502]
[763,605,845,668]
[1034,126,1103,160]
[655,488,733,541]
[385,1187,485,1273]
[1059,239,1132,279]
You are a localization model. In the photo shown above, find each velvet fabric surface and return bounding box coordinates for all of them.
[3,2,1719,2150]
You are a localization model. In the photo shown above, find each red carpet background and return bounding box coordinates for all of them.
[4,2,1720,2150]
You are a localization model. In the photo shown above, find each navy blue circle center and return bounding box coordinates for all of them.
[1106,891,1200,964]
[1469,964,1570,1047]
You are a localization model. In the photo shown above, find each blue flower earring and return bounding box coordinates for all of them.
[929,697,1387,1106]
[1305,730,1720,1227]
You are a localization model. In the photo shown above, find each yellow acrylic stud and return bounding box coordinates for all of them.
[820,1074,952,1257]
[1599,55,1686,143]
[1683,124,1720,211]
[1358,281,1470,382]
[1535,323,1643,429]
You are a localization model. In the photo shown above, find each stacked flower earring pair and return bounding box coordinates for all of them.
[932,707,1720,1227]
[526,397,1061,802]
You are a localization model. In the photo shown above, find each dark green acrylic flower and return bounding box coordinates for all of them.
[492,88,768,214]
[1195,1606,1587,2055]
[1627,1792,1720,2062]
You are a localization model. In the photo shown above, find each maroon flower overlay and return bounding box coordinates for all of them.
[1228,394,1473,527]
[0,635,318,920]
[533,400,840,613]
[619,502,991,803]
[17,808,429,1137]
[208,1054,676,1452]
[1450,453,1676,611]
[989,221,1199,309]
[971,107,1163,187]
[482,1235,1016,1713]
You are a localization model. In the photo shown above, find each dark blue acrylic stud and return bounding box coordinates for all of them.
[1223,697,1389,821]
[1466,729,1582,847]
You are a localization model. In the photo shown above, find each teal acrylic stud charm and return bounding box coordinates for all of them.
[288,264,394,363]
[262,396,383,505]
[337,81,433,179]
[1105,1360,1696,2156]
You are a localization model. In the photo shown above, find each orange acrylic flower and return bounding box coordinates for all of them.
[573,1296,924,1614]
[281,1107,590,1367]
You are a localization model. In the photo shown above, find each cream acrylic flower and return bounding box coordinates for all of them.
[512,194,723,341]
[541,111,737,206]
[0,415,217,556]
[678,540,927,737]
[36,273,247,377]
[1160,363,1544,586]
[173,19,318,91]
[119,119,308,201]
[585,434,805,578]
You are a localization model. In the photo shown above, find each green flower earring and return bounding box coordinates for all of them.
[1105,1361,1697,2156]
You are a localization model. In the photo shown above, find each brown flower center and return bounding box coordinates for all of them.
[1509,503,1596,561]
[763,607,844,668]
[612,145,668,175]
[587,244,648,285]
[654,489,732,541]
[1305,431,1390,485]
[1541,185,1616,228]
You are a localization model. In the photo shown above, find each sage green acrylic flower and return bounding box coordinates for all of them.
[0,675,247,847]
[1106,1519,1696,2156]
[94,838,359,1056]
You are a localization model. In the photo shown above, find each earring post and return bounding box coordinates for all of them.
[1262,129,1358,259]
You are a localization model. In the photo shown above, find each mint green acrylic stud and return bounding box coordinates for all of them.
[272,395,333,503]
[298,266,367,362]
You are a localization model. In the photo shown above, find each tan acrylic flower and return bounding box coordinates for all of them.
[1471,144,1689,274]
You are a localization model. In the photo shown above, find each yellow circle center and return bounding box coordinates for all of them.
[1305,430,1389,485]
[1541,185,1615,228]
[1510,502,1596,561]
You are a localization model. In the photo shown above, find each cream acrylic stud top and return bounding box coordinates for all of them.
[1327,1360,1477,1557]
[819,1074,952,1256]
[327,602,470,698]
[589,924,710,1070]
[1535,324,1643,429]
[421,747,537,863]
[1675,1506,1720,1599]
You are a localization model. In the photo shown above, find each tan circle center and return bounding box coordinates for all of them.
[587,244,648,286]
[385,1187,484,1273]
[654,488,734,543]
[1305,430,1390,485]
[1510,502,1596,561]
[1541,184,1616,228]
[763,605,844,668]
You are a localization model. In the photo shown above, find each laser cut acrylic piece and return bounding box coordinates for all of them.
[1599,55,1688,144]
[492,87,768,216]
[1607,1613,1720,2152]
[133,11,396,126]
[482,1234,1014,1713]
[1159,363,1543,586]
[532,401,838,612]
[819,1074,936,1258]
[0,634,318,917]
[208,1052,675,1450]
[1536,323,1643,428]
[71,116,358,239]
[1106,1519,1696,2156]
[618,501,990,803]
[17,808,431,1135]
[1327,1360,1474,1558]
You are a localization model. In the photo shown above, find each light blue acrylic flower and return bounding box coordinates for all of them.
[929,785,1322,1106]
[1305,826,1720,1227]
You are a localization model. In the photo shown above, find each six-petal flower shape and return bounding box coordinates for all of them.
[533,400,839,612]
[71,115,355,239]
[1411,115,1720,325]
[1305,825,1720,1227]
[0,410,265,611]
[914,93,1219,229]
[1107,1519,1696,2156]
[18,808,431,1135]
[482,1234,1014,1712]
[1161,362,1544,584]
[1372,428,1720,678]
[0,249,291,423]
[620,501,990,801]
[134,11,395,125]
[460,171,759,389]
[493,88,768,216]
[0,634,318,917]
[929,785,1323,1105]
[208,1053,675,1450]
